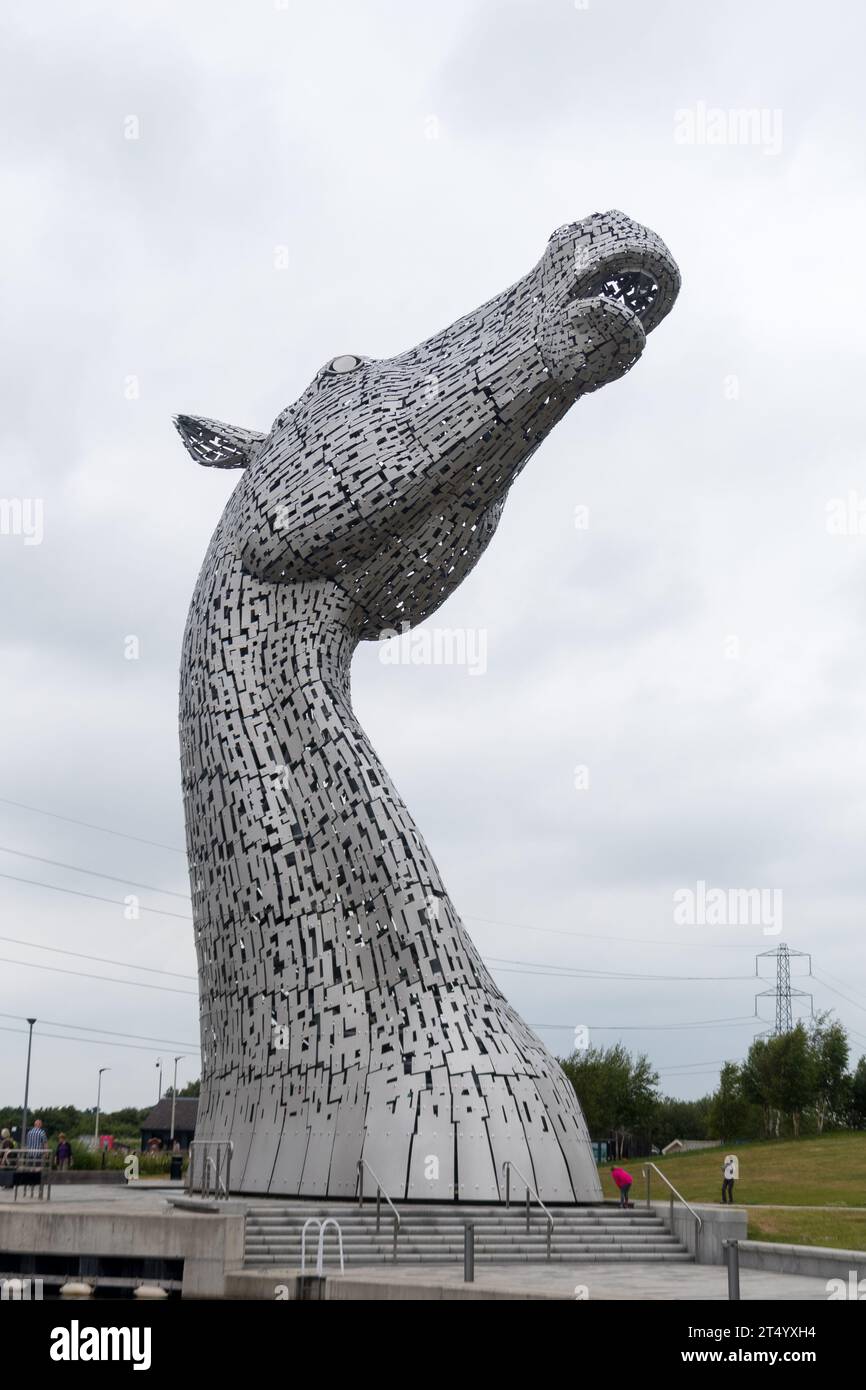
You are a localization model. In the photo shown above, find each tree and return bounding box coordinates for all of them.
[165,1080,201,1099]
[103,1107,148,1130]
[847,1056,866,1130]
[707,1062,750,1142]
[560,1044,658,1155]
[808,1015,849,1133]
[652,1095,714,1150]
[560,1045,620,1139]
[768,1025,816,1137]
[740,1038,776,1137]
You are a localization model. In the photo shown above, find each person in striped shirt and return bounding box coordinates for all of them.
[25,1119,47,1154]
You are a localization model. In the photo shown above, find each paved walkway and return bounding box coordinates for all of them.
[323,1261,833,1300]
[17,1186,866,1214]
[1,1188,842,1300]
[0,1181,183,1210]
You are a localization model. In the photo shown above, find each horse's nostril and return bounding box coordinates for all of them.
[581,269,659,320]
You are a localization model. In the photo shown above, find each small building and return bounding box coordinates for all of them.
[661,1138,720,1155]
[140,1098,198,1153]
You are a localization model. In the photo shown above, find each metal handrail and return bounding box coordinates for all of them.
[187,1140,232,1200]
[301,1217,345,1277]
[0,1148,52,1201]
[356,1158,401,1261]
[203,1155,228,1199]
[502,1161,554,1259]
[642,1162,703,1256]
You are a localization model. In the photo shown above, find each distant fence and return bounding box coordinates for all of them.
[0,1149,52,1200]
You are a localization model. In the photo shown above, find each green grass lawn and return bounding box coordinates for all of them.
[747,1208,866,1251]
[599,1132,866,1248]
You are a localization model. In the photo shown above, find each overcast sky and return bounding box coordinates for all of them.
[2,0,865,1119]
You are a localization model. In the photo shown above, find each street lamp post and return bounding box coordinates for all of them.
[155,1057,163,1105]
[94,1068,110,1146]
[20,1017,37,1150]
[170,1056,185,1144]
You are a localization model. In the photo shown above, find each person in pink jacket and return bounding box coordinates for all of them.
[611,1166,633,1207]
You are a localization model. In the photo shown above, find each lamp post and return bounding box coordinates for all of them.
[155,1057,163,1104]
[170,1056,185,1144]
[20,1017,36,1151]
[94,1068,110,1146]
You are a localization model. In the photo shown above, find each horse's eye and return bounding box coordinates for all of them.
[328,355,362,374]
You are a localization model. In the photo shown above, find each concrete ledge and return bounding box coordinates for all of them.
[653,1202,747,1264]
[0,1201,245,1298]
[738,1239,866,1282]
[225,1266,560,1300]
[49,1171,126,1185]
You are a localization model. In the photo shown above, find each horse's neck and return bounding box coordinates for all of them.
[180,552,447,918]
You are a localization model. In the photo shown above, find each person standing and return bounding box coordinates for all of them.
[25,1118,47,1154]
[55,1134,72,1170]
[611,1165,634,1207]
[722,1153,738,1204]
[0,1129,13,1167]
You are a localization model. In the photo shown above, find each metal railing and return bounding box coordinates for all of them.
[464,1224,475,1282]
[723,1239,740,1299]
[0,1149,52,1201]
[642,1162,703,1258]
[502,1161,554,1259]
[356,1158,400,1261]
[301,1217,345,1277]
[186,1140,232,1199]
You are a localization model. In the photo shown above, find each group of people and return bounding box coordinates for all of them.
[0,1119,73,1168]
[610,1155,739,1206]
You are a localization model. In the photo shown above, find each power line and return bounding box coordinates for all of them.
[657,1058,740,1072]
[487,955,755,982]
[0,809,801,960]
[3,808,863,1053]
[0,1024,199,1055]
[811,970,866,1017]
[0,955,197,996]
[0,845,189,899]
[0,872,192,921]
[0,935,196,981]
[0,1011,198,1048]
[466,913,761,949]
[813,965,866,1009]
[656,1070,726,1079]
[0,870,771,981]
[531,1015,760,1031]
[0,796,186,855]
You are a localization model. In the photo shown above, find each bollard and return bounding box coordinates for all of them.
[464,1223,475,1283]
[724,1239,740,1301]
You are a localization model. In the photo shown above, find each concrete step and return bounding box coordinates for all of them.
[242,1202,693,1266]
[246,1224,667,1235]
[243,1213,676,1225]
[244,1256,697,1267]
[244,1206,653,1218]
[247,1234,675,1245]
[248,1234,669,1246]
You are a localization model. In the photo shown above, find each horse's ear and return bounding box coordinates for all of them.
[174,414,267,469]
